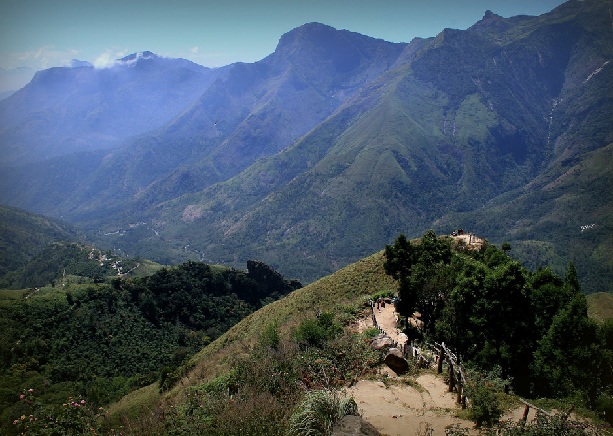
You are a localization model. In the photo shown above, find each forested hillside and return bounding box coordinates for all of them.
[0,206,81,278]
[0,259,300,434]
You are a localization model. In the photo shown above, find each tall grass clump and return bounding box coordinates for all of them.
[288,390,358,436]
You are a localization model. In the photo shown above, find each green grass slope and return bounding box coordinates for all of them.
[108,250,396,421]
[587,292,613,323]
[0,205,81,278]
[109,238,612,431]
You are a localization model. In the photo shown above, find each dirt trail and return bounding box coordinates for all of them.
[373,302,407,347]
[348,374,474,435]
[353,304,474,434]
[354,303,529,435]
[451,233,484,250]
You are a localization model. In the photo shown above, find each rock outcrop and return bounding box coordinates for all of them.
[384,348,409,375]
[370,334,394,350]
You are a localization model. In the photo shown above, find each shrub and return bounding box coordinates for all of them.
[371,290,395,301]
[495,412,599,435]
[461,365,510,427]
[294,313,341,348]
[595,394,613,424]
[362,327,381,338]
[12,389,105,435]
[287,390,358,436]
[466,383,502,427]
[260,322,281,349]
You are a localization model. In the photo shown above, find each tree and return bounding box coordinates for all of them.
[384,234,416,281]
[436,258,535,393]
[436,257,487,358]
[384,234,418,316]
[529,267,569,337]
[384,231,453,330]
[532,293,604,404]
[564,262,581,295]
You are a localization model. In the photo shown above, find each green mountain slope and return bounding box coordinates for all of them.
[1,1,611,292]
[587,292,613,323]
[105,249,396,429]
[0,24,405,226]
[437,143,613,293]
[0,205,81,278]
[131,0,613,290]
[104,234,613,434]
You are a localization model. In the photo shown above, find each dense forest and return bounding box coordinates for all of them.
[0,259,300,433]
[385,231,613,415]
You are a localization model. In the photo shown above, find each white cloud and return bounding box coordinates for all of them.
[93,49,128,69]
[93,51,115,69]
[190,46,200,54]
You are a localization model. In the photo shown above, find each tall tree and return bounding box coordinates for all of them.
[384,231,453,331]
[532,293,603,404]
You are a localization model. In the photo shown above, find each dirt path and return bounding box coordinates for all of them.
[451,233,484,250]
[373,302,408,349]
[348,373,475,435]
[353,305,475,434]
[354,303,536,435]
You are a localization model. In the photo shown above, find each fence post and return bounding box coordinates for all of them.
[456,375,463,404]
[522,405,530,423]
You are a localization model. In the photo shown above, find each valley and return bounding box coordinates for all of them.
[0,0,611,291]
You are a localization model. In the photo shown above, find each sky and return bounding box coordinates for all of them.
[0,0,567,93]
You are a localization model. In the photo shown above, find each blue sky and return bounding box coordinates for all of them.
[0,0,566,91]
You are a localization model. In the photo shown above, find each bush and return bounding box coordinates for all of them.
[12,389,105,435]
[294,313,341,348]
[461,365,510,428]
[466,383,502,427]
[362,327,381,338]
[371,290,395,301]
[288,390,358,436]
[495,412,599,435]
[260,322,281,349]
[595,394,613,424]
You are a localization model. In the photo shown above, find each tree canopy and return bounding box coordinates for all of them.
[384,231,613,408]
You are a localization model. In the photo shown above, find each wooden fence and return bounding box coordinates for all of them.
[433,342,468,408]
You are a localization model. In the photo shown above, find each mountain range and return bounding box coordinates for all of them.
[0,0,611,291]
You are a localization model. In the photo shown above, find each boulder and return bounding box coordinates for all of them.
[332,415,381,436]
[370,334,394,350]
[384,348,409,375]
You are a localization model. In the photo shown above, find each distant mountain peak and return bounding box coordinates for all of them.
[118,51,160,65]
[272,21,400,70]
[275,22,339,49]
[483,10,502,19]
[70,59,92,68]
[469,9,511,35]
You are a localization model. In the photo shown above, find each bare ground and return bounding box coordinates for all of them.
[351,301,530,435]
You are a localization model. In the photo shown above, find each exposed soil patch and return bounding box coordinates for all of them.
[352,301,533,435]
